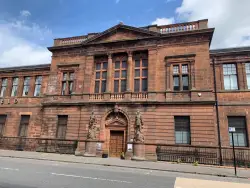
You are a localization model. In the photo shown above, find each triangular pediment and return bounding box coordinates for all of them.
[83,24,159,44]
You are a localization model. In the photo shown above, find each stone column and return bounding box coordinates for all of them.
[126,51,133,91]
[29,76,36,97]
[106,53,113,92]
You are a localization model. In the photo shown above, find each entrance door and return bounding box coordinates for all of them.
[109,131,124,157]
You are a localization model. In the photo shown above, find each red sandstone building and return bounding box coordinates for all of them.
[0,19,250,161]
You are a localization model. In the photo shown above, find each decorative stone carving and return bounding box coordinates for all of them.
[87,111,98,140]
[134,110,144,143]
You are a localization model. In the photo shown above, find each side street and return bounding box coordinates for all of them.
[0,149,249,178]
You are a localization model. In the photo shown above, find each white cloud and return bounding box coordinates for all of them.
[115,0,120,4]
[20,10,31,17]
[0,14,52,68]
[176,0,250,48]
[152,17,175,26]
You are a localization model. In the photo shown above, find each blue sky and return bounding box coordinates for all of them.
[0,0,250,67]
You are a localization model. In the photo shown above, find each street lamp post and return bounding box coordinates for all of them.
[229,127,237,176]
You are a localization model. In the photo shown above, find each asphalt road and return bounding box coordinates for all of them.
[0,157,249,188]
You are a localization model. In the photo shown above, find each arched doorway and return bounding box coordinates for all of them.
[105,111,128,157]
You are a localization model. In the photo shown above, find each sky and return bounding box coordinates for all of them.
[0,0,250,67]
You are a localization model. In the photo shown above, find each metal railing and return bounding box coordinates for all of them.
[0,137,78,154]
[156,145,250,168]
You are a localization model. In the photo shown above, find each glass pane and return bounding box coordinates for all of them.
[135,69,140,77]
[224,75,230,90]
[103,62,108,69]
[95,81,100,93]
[115,61,120,69]
[0,87,6,97]
[142,79,148,92]
[96,72,100,79]
[173,76,180,91]
[223,64,236,75]
[115,71,120,78]
[102,71,107,79]
[63,73,67,80]
[142,69,148,77]
[122,70,127,78]
[114,80,119,93]
[122,61,127,68]
[247,75,250,89]
[230,75,238,90]
[134,79,140,92]
[34,85,41,97]
[173,65,179,74]
[182,65,188,74]
[2,78,7,86]
[69,82,73,94]
[69,73,74,80]
[24,77,30,85]
[13,77,19,85]
[61,82,66,95]
[11,86,18,96]
[142,59,148,67]
[135,60,140,67]
[101,80,106,93]
[22,86,29,96]
[96,63,101,70]
[182,75,189,90]
[121,80,126,92]
[35,76,42,84]
[245,63,250,74]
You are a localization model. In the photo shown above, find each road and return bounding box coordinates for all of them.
[0,157,249,188]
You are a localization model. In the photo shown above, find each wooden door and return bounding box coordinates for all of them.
[109,131,124,157]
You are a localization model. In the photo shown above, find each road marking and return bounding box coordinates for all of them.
[51,172,132,184]
[0,167,19,171]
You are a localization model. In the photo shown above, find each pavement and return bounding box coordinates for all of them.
[0,156,250,188]
[0,149,249,179]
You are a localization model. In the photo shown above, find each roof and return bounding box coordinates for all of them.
[210,46,250,54]
[0,64,51,72]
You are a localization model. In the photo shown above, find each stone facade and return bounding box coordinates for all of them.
[0,20,250,160]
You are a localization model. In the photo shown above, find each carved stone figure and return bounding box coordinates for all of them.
[134,110,144,143]
[87,111,97,140]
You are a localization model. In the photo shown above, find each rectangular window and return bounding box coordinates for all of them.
[173,64,189,91]
[223,64,238,90]
[0,78,7,97]
[11,77,19,97]
[245,63,250,89]
[22,77,30,96]
[228,117,248,147]
[134,58,148,92]
[113,60,127,92]
[57,115,68,139]
[34,76,42,96]
[0,115,7,136]
[175,116,191,144]
[61,72,74,95]
[18,115,30,137]
[95,62,107,93]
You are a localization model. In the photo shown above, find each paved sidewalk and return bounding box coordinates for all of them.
[0,149,249,178]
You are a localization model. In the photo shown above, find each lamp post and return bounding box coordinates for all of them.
[229,127,237,176]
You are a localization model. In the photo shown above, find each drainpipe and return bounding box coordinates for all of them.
[212,57,223,165]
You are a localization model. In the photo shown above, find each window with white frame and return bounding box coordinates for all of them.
[245,63,250,89]
[22,77,30,96]
[34,76,42,96]
[11,77,19,97]
[223,64,238,90]
[0,78,7,97]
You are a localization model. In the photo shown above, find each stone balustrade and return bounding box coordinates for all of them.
[54,36,88,46]
[159,19,208,34]
[41,90,215,105]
